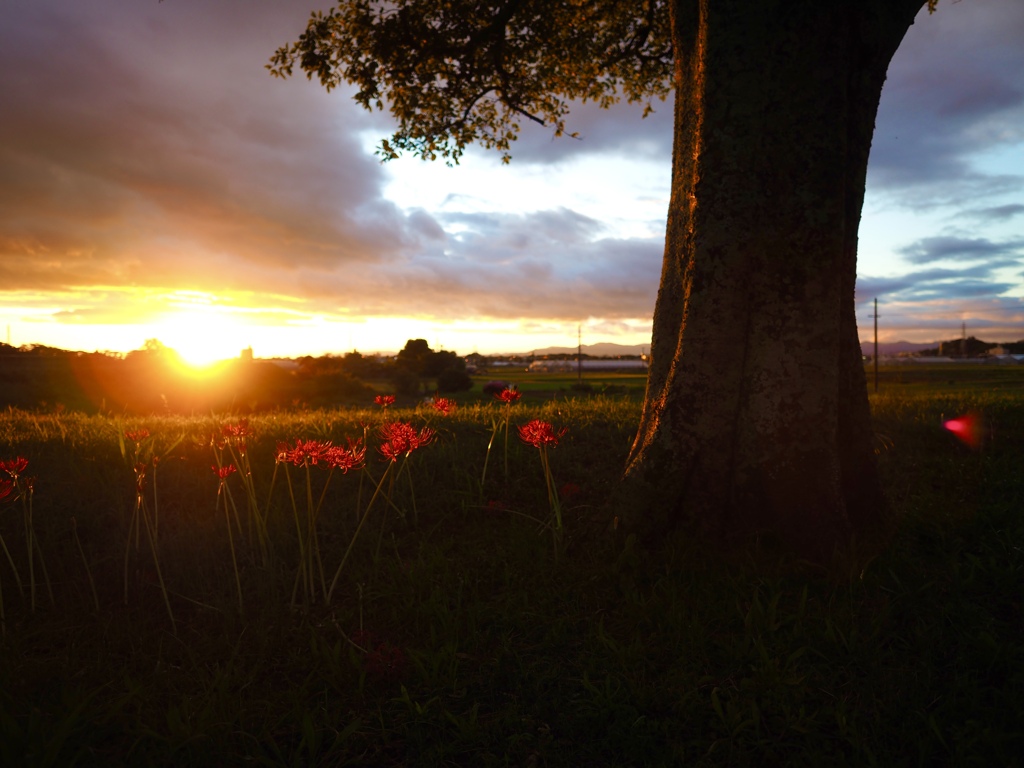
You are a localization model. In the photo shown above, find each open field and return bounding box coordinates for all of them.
[485,362,1024,402]
[865,363,1024,393]
[1,382,1022,766]
[465,363,1024,403]
[469,370,648,402]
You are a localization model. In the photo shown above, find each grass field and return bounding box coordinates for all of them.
[0,370,1022,766]
[472,362,1024,401]
[865,363,1024,393]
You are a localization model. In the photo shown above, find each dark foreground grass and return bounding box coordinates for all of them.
[0,392,1022,767]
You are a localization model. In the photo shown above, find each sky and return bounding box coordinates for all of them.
[1,0,1022,364]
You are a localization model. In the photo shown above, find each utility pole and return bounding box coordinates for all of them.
[577,324,582,385]
[961,321,966,357]
[871,298,880,392]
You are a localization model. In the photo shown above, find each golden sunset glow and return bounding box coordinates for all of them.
[154,299,251,368]
[1,1,1022,359]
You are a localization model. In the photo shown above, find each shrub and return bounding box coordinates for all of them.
[436,368,473,393]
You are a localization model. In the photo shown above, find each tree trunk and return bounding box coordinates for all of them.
[623,0,924,561]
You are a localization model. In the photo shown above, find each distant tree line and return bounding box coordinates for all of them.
[0,338,472,414]
[296,339,472,397]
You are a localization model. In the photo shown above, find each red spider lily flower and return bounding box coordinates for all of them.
[221,420,251,439]
[485,499,509,512]
[379,421,416,451]
[0,456,29,478]
[414,427,436,449]
[517,420,568,448]
[213,464,237,480]
[378,421,435,461]
[431,396,456,415]
[125,429,150,444]
[0,478,13,502]
[379,440,404,463]
[496,387,521,404]
[324,439,366,473]
[22,476,35,493]
[278,439,333,466]
[374,394,396,408]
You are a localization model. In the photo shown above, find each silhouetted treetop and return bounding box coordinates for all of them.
[269,0,672,163]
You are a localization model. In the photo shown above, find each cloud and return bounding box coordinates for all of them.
[959,203,1024,222]
[857,294,1024,343]
[330,209,662,321]
[493,98,674,166]
[2,0,1021,355]
[0,0,665,333]
[856,257,1021,306]
[0,0,426,295]
[867,0,1024,205]
[897,236,1024,264]
[440,207,605,246]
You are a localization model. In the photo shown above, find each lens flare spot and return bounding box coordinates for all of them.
[942,412,983,450]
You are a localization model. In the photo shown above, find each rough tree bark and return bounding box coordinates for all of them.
[623,0,925,560]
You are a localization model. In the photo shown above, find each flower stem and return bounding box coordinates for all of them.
[537,447,563,559]
[0,532,23,597]
[326,461,394,605]
[221,487,244,615]
[480,416,499,494]
[502,405,511,483]
[123,499,139,605]
[72,517,100,614]
[141,501,176,635]
[24,493,35,613]
[283,467,308,607]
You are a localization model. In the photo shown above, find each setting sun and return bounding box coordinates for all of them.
[154,301,250,368]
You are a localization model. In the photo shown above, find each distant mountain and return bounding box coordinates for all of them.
[522,342,647,357]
